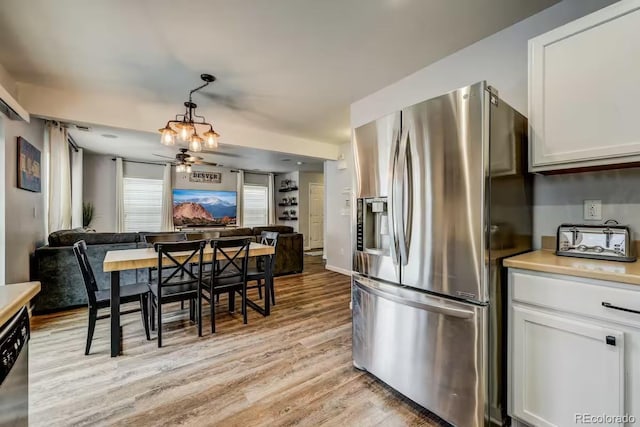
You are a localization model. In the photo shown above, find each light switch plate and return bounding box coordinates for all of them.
[583,200,602,220]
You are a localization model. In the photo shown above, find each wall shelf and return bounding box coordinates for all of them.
[278,203,299,207]
[278,187,299,193]
[278,217,299,221]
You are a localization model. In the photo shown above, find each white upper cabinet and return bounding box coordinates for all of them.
[529,0,640,172]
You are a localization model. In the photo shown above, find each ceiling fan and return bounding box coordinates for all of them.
[153,148,222,172]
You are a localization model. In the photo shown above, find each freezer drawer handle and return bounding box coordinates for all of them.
[354,280,475,319]
[602,301,640,315]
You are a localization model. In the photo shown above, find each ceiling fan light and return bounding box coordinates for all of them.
[185,164,192,174]
[176,163,184,173]
[189,134,203,152]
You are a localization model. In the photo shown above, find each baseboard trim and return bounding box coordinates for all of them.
[325,264,353,276]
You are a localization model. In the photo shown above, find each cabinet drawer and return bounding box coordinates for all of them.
[510,270,640,327]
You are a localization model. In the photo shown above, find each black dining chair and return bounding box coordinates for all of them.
[72,240,150,355]
[148,240,207,347]
[246,231,278,306]
[144,233,188,308]
[198,238,252,336]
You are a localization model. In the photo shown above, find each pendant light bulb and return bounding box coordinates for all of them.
[189,134,203,152]
[180,126,190,142]
[159,124,176,146]
[162,132,173,145]
[204,129,219,149]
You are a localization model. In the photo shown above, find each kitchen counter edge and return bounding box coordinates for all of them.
[0,282,41,326]
[504,250,640,287]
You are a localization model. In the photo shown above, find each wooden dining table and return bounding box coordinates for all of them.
[103,242,275,357]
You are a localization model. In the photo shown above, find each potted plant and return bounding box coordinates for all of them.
[83,203,94,228]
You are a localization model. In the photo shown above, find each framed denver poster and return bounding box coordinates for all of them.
[18,137,41,192]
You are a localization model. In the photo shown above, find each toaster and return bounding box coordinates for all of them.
[556,222,636,262]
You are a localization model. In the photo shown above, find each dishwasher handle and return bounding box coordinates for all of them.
[354,278,475,319]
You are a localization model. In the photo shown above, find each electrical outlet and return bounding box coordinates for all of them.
[583,200,602,220]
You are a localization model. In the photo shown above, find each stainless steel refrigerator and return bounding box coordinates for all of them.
[352,82,532,427]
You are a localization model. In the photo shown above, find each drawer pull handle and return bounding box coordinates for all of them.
[602,301,640,315]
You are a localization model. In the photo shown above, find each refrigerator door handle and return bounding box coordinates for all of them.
[396,125,411,265]
[388,126,401,266]
[354,278,475,319]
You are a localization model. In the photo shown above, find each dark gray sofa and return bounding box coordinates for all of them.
[32,226,303,313]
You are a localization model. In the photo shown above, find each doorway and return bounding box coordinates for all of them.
[308,183,324,249]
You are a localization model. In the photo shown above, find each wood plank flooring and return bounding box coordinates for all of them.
[29,258,444,427]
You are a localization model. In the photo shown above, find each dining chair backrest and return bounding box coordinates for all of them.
[144,233,187,246]
[72,240,98,307]
[154,240,207,289]
[259,231,279,271]
[210,238,252,287]
[186,231,221,241]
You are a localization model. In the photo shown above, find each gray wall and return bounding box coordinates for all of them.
[324,143,353,273]
[2,115,46,284]
[533,169,640,246]
[244,172,269,186]
[83,152,117,231]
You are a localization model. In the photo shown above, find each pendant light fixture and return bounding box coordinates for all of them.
[158,74,220,151]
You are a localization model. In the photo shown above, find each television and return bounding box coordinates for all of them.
[172,189,237,227]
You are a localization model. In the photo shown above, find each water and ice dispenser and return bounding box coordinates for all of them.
[356,198,390,254]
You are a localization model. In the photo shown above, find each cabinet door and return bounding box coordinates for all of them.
[512,306,625,427]
[529,1,640,172]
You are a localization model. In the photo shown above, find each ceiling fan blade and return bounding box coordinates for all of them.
[186,156,203,162]
[192,161,221,167]
[152,153,175,160]
[199,149,242,158]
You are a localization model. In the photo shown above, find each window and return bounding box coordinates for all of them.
[243,185,268,227]
[123,177,163,232]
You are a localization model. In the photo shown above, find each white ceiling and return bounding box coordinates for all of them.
[0,0,559,149]
[68,125,325,173]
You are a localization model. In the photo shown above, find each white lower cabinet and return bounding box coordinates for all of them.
[509,270,640,427]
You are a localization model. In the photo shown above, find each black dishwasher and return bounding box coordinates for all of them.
[0,306,30,427]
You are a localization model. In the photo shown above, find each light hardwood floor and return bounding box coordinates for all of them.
[30,259,444,427]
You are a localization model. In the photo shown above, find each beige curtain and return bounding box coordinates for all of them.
[160,163,174,231]
[115,157,125,232]
[268,173,275,225]
[71,148,83,228]
[46,122,71,232]
[236,169,244,227]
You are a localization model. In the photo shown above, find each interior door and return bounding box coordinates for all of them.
[309,183,324,249]
[400,82,486,302]
[512,306,625,427]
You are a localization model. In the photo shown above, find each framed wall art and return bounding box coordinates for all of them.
[18,137,41,192]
